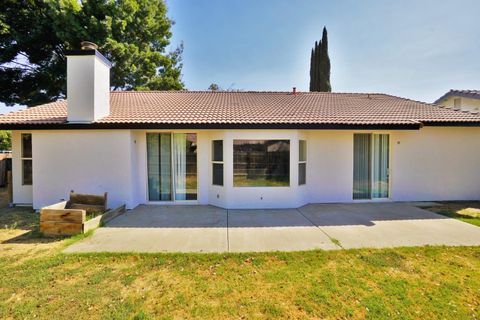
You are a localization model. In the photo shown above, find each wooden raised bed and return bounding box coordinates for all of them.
[40,192,126,236]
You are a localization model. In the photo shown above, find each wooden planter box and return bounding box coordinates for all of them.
[40,201,126,236]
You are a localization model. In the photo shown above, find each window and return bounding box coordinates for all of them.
[212,140,223,186]
[453,98,461,108]
[21,133,32,185]
[233,140,290,187]
[299,140,306,185]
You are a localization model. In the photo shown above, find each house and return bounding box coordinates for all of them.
[435,90,480,113]
[1,48,480,210]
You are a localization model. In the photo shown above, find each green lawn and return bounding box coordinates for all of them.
[423,201,480,227]
[0,204,479,319]
[233,176,289,187]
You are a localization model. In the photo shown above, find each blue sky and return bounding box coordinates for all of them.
[167,0,480,101]
[1,0,479,114]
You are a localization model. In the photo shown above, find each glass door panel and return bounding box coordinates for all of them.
[353,133,389,200]
[147,133,197,202]
[173,133,187,200]
[173,133,197,200]
[353,134,371,200]
[147,133,172,201]
[372,134,389,199]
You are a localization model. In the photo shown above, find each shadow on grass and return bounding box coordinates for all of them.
[2,227,96,250]
[0,207,38,230]
[2,228,65,244]
[422,201,480,227]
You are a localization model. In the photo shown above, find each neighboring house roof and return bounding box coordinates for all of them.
[434,90,480,104]
[1,91,480,130]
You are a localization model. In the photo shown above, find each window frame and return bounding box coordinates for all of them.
[21,133,32,186]
[146,132,198,202]
[233,139,290,187]
[352,133,390,200]
[453,98,461,108]
[299,140,307,185]
[212,140,224,186]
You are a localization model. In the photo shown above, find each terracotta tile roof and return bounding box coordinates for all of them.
[434,89,480,104]
[1,91,480,128]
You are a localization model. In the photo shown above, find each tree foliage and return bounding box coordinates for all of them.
[0,0,184,107]
[309,26,331,92]
[0,131,11,150]
[208,83,220,91]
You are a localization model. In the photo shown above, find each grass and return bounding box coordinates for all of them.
[422,201,480,227]
[0,205,37,230]
[329,237,343,248]
[0,192,479,319]
[1,244,479,319]
[85,211,103,221]
[233,176,289,187]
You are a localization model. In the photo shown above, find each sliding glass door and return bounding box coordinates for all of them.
[147,133,172,201]
[147,133,197,202]
[371,134,389,198]
[353,133,389,200]
[353,134,371,199]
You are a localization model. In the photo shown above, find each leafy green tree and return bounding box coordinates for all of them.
[0,0,184,107]
[309,26,331,92]
[0,131,11,151]
[208,83,220,91]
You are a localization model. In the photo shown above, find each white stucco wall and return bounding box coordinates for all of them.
[197,131,210,205]
[304,128,480,203]
[390,127,480,201]
[304,131,354,203]
[11,126,480,210]
[30,130,134,209]
[131,130,146,207]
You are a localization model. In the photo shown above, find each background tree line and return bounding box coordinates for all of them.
[0,0,184,107]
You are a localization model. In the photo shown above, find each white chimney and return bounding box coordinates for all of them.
[66,42,112,123]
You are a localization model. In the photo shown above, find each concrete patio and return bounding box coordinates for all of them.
[64,203,480,253]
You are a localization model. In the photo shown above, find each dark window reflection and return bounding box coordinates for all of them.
[299,163,306,185]
[233,140,290,187]
[22,159,32,185]
[212,140,223,162]
[22,134,32,158]
[212,163,223,186]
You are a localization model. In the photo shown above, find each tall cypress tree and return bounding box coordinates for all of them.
[315,41,323,91]
[310,48,315,91]
[314,40,320,91]
[309,26,331,92]
[319,26,331,92]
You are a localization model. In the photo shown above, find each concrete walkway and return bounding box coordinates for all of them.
[64,203,480,253]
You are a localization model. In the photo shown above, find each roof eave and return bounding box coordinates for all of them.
[0,122,423,130]
[422,121,480,127]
